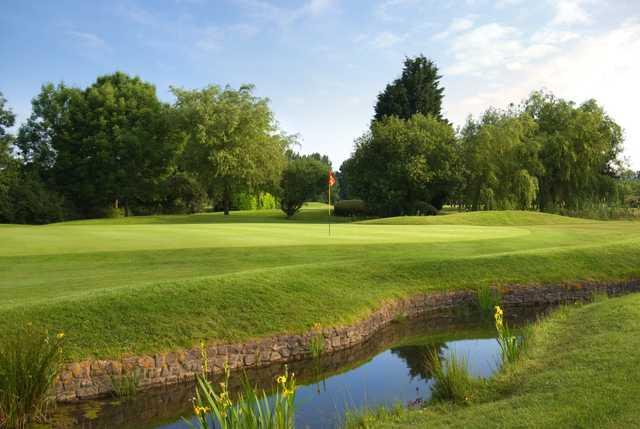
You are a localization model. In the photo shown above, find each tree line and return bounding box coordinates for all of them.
[0,73,331,223]
[2,58,638,224]
[339,55,637,217]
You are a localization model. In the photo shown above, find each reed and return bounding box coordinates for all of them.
[0,325,65,429]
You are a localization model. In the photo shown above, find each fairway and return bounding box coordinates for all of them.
[2,206,640,359]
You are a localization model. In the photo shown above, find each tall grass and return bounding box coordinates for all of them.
[427,350,475,404]
[476,285,501,316]
[494,306,523,365]
[186,362,296,429]
[0,325,65,429]
[110,369,140,398]
[342,402,406,428]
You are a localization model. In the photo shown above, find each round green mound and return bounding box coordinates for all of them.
[359,210,595,226]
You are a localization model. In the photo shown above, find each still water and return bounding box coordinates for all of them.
[52,307,541,429]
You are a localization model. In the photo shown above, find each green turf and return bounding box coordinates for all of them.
[369,293,640,428]
[1,206,639,359]
[360,210,595,226]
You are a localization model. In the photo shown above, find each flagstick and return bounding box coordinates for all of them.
[328,178,331,237]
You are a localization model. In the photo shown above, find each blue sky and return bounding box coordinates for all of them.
[2,0,639,168]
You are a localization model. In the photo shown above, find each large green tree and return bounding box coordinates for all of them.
[172,84,288,215]
[0,91,17,220]
[374,55,445,121]
[458,109,542,210]
[17,73,180,216]
[524,92,623,210]
[345,114,458,216]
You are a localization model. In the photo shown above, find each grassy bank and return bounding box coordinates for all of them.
[367,292,640,428]
[1,206,639,359]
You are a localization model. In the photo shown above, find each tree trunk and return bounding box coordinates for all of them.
[223,186,231,215]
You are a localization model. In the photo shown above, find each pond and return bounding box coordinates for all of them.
[50,306,545,429]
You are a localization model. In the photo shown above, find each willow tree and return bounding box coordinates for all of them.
[172,84,288,215]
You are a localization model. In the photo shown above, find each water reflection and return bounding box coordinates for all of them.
[51,306,544,429]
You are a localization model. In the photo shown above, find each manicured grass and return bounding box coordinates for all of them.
[1,206,639,360]
[371,293,640,428]
[360,210,595,226]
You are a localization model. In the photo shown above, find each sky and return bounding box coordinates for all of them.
[1,0,640,168]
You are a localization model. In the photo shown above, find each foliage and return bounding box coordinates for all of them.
[309,323,325,358]
[494,306,523,365]
[427,349,475,404]
[187,364,296,429]
[333,199,367,217]
[17,73,181,217]
[1,170,65,224]
[172,84,288,215]
[110,370,140,398]
[476,286,501,316]
[342,402,407,428]
[279,155,327,218]
[0,325,65,429]
[374,55,444,121]
[344,114,458,216]
[457,108,541,210]
[163,172,208,214]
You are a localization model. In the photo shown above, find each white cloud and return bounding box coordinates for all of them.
[195,26,223,51]
[233,0,337,27]
[551,0,592,26]
[370,31,404,48]
[433,17,475,40]
[66,31,110,51]
[445,20,640,168]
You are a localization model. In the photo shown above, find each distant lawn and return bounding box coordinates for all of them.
[359,210,595,226]
[1,206,640,359]
[373,293,640,428]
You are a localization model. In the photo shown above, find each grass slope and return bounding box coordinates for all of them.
[1,207,639,359]
[374,293,640,428]
[359,210,594,226]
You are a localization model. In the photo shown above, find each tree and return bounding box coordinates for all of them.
[374,55,445,121]
[524,91,623,210]
[458,108,542,210]
[16,73,181,217]
[344,114,458,216]
[173,84,288,215]
[0,91,17,220]
[279,155,327,218]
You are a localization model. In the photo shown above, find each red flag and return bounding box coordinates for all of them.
[328,170,336,187]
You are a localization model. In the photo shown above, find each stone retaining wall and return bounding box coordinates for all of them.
[55,280,640,401]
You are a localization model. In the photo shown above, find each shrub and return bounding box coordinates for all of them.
[333,199,367,217]
[414,201,438,216]
[163,173,208,214]
[427,350,475,404]
[0,325,65,429]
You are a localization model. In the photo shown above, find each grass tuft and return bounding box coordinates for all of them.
[0,326,65,429]
[427,350,476,404]
[342,402,407,429]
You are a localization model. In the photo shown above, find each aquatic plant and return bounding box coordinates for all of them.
[0,325,65,429]
[428,350,475,404]
[494,306,522,365]
[342,402,406,428]
[476,285,501,316]
[186,363,296,429]
[110,369,140,398]
[309,323,325,359]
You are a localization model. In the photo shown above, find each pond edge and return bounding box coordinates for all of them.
[55,280,640,401]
